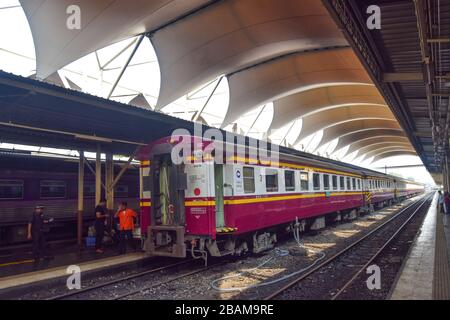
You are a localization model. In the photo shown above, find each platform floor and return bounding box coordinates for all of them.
[0,251,146,292]
[0,239,143,278]
[391,193,450,300]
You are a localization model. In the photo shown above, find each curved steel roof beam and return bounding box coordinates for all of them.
[271,84,385,130]
[353,142,413,159]
[371,151,418,164]
[222,47,371,127]
[361,146,415,161]
[293,104,394,145]
[152,0,347,109]
[326,131,407,155]
[313,119,401,151]
[342,136,410,157]
[19,0,212,79]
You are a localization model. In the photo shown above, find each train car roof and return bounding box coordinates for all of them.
[144,135,422,186]
[0,150,139,171]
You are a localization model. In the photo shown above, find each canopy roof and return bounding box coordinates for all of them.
[294,104,394,144]
[353,141,413,159]
[19,0,210,79]
[372,151,417,164]
[317,119,402,149]
[223,48,369,127]
[271,84,385,130]
[16,0,420,164]
[333,130,408,154]
[361,146,415,162]
[152,0,347,109]
[344,136,410,157]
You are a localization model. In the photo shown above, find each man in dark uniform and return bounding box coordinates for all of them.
[94,199,108,253]
[27,205,53,261]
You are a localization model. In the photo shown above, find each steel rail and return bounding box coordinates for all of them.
[264,194,431,300]
[47,259,194,300]
[113,261,226,300]
[331,195,431,300]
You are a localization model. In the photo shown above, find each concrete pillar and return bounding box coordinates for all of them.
[95,146,102,205]
[77,151,85,247]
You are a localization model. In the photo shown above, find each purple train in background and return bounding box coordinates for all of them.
[0,152,139,245]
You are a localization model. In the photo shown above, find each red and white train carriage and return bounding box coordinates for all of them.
[138,136,424,260]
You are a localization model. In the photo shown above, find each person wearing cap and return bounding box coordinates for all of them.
[114,201,137,254]
[94,199,109,253]
[27,205,53,261]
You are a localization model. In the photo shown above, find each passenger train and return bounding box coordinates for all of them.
[0,153,139,245]
[138,136,424,260]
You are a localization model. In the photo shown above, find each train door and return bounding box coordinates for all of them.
[214,164,225,229]
[147,153,187,257]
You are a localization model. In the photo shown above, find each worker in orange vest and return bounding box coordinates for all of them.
[114,201,138,254]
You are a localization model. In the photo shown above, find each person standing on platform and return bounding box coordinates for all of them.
[444,191,450,215]
[438,191,444,213]
[27,205,53,261]
[94,199,108,253]
[115,202,137,254]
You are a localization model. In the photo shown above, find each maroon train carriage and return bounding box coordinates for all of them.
[138,136,424,261]
[0,153,139,245]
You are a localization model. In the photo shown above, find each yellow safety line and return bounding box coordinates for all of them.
[185,201,216,207]
[143,156,362,178]
[181,192,364,206]
[0,259,34,268]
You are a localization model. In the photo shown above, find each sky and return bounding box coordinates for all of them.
[0,1,436,186]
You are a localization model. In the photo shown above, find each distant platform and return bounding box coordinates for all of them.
[0,251,146,293]
[391,193,450,300]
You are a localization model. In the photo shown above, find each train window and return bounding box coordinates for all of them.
[332,175,338,190]
[346,177,351,190]
[300,171,309,191]
[352,178,356,190]
[284,170,295,192]
[243,167,255,194]
[265,169,278,192]
[313,173,320,190]
[357,179,361,190]
[339,176,345,190]
[84,184,95,197]
[115,185,129,197]
[0,180,23,199]
[40,180,66,199]
[323,174,330,190]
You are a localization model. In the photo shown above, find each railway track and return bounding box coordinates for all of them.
[264,194,433,300]
[20,195,429,301]
[47,259,194,300]
[48,257,226,300]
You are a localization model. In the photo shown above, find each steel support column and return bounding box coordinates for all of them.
[105,153,114,211]
[77,151,84,247]
[445,155,449,192]
[107,34,145,99]
[191,76,223,122]
[95,145,102,205]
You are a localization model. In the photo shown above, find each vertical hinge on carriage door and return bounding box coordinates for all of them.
[175,163,187,225]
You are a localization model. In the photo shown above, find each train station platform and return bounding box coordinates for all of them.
[0,240,143,278]
[0,251,147,293]
[391,192,450,300]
